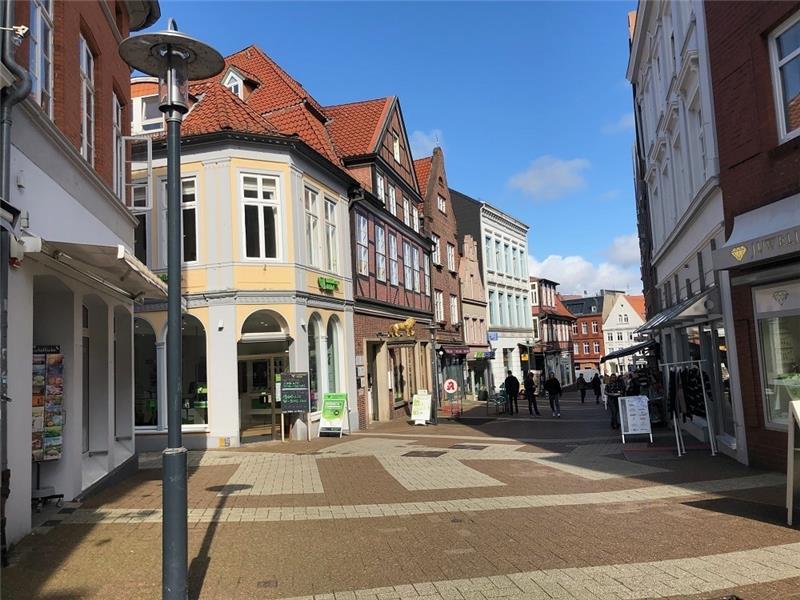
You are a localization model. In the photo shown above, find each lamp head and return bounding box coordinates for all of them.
[119,18,224,113]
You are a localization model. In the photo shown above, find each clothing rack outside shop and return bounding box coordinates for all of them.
[660,359,717,457]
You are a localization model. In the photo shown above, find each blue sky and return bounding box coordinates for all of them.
[152,0,640,294]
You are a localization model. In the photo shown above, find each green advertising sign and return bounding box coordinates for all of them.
[319,392,347,436]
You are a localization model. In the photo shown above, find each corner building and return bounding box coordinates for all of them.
[130,46,359,448]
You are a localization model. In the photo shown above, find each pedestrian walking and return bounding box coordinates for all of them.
[504,370,520,415]
[544,372,562,417]
[606,373,625,429]
[591,373,602,404]
[576,373,587,403]
[524,371,540,416]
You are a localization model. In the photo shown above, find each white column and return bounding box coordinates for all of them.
[319,333,329,398]
[207,303,240,447]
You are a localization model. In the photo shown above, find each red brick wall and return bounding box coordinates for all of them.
[353,312,432,428]
[571,315,604,366]
[422,148,463,346]
[705,1,799,469]
[16,0,133,191]
[705,1,800,236]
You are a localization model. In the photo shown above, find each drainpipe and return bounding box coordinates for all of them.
[1,0,31,566]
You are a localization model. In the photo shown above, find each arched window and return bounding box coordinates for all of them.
[181,315,208,425]
[327,317,340,392]
[308,316,320,411]
[134,318,157,427]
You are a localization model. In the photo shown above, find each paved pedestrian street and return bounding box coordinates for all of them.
[4,393,799,599]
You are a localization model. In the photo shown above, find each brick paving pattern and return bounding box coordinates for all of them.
[3,393,799,599]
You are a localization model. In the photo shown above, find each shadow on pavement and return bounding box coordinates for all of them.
[188,483,252,600]
[682,496,787,527]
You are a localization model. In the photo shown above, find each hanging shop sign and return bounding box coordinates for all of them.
[277,372,310,414]
[32,347,64,462]
[443,379,458,395]
[319,392,347,437]
[317,276,340,292]
[411,392,432,425]
[618,395,653,443]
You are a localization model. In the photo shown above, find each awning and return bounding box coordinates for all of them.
[600,339,655,363]
[441,345,470,356]
[713,193,800,270]
[26,238,167,299]
[635,287,719,334]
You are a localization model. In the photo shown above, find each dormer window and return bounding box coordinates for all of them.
[223,70,244,99]
[131,94,164,134]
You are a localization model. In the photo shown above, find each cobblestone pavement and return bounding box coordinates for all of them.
[3,392,799,599]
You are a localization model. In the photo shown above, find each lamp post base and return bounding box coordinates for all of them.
[162,446,188,600]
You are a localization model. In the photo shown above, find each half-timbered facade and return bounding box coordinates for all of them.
[327,98,434,426]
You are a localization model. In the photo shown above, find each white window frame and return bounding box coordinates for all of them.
[572,323,578,335]
[437,194,446,214]
[592,321,598,334]
[593,342,600,354]
[304,187,321,268]
[446,243,455,272]
[485,235,494,271]
[392,131,401,162]
[583,342,590,354]
[574,344,580,355]
[29,0,53,117]
[240,173,281,262]
[356,213,369,276]
[769,10,800,142]
[450,295,459,325]
[432,234,441,265]
[424,256,430,295]
[112,94,125,200]
[376,172,385,203]
[134,95,165,133]
[434,291,444,322]
[403,197,411,227]
[388,185,396,216]
[79,34,95,165]
[607,332,613,342]
[375,224,386,282]
[403,241,413,290]
[223,70,244,99]
[324,198,338,273]
[412,206,419,233]
[581,322,588,335]
[389,233,398,286]
[412,247,420,293]
[160,177,200,265]
[132,182,150,265]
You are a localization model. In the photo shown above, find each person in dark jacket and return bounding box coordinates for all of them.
[524,371,540,416]
[504,371,520,414]
[591,373,602,404]
[544,372,562,417]
[576,374,587,403]
[606,373,625,429]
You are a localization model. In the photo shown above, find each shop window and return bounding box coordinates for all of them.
[327,318,340,393]
[758,314,800,426]
[181,315,207,426]
[134,318,157,427]
[308,318,320,411]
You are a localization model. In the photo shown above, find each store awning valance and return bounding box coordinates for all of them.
[713,193,800,270]
[600,339,655,363]
[26,238,167,299]
[635,287,718,334]
[441,346,470,355]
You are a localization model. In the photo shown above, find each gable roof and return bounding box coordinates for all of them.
[413,156,433,197]
[265,103,339,164]
[325,97,393,158]
[180,84,278,138]
[625,295,646,320]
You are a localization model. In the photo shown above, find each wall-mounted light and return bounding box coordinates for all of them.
[217,319,224,331]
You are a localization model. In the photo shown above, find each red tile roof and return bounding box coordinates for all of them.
[626,295,646,320]
[325,97,393,158]
[181,84,278,137]
[554,294,577,320]
[413,156,433,196]
[265,104,339,164]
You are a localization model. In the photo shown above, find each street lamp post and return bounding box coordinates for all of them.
[119,21,223,600]
[426,324,439,424]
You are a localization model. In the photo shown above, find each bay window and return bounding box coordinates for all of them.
[376,225,386,282]
[356,213,368,276]
[242,174,279,260]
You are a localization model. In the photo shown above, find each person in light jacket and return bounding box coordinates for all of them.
[544,372,562,417]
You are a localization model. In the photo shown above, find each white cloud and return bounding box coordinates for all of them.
[528,235,643,296]
[602,112,635,134]
[605,233,640,267]
[508,155,590,201]
[410,129,443,159]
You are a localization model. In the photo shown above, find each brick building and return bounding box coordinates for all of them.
[706,1,800,470]
[414,148,467,410]
[530,278,575,386]
[3,0,161,547]
[563,296,605,372]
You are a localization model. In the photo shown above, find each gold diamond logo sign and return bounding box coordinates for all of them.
[773,291,789,306]
[730,245,747,262]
